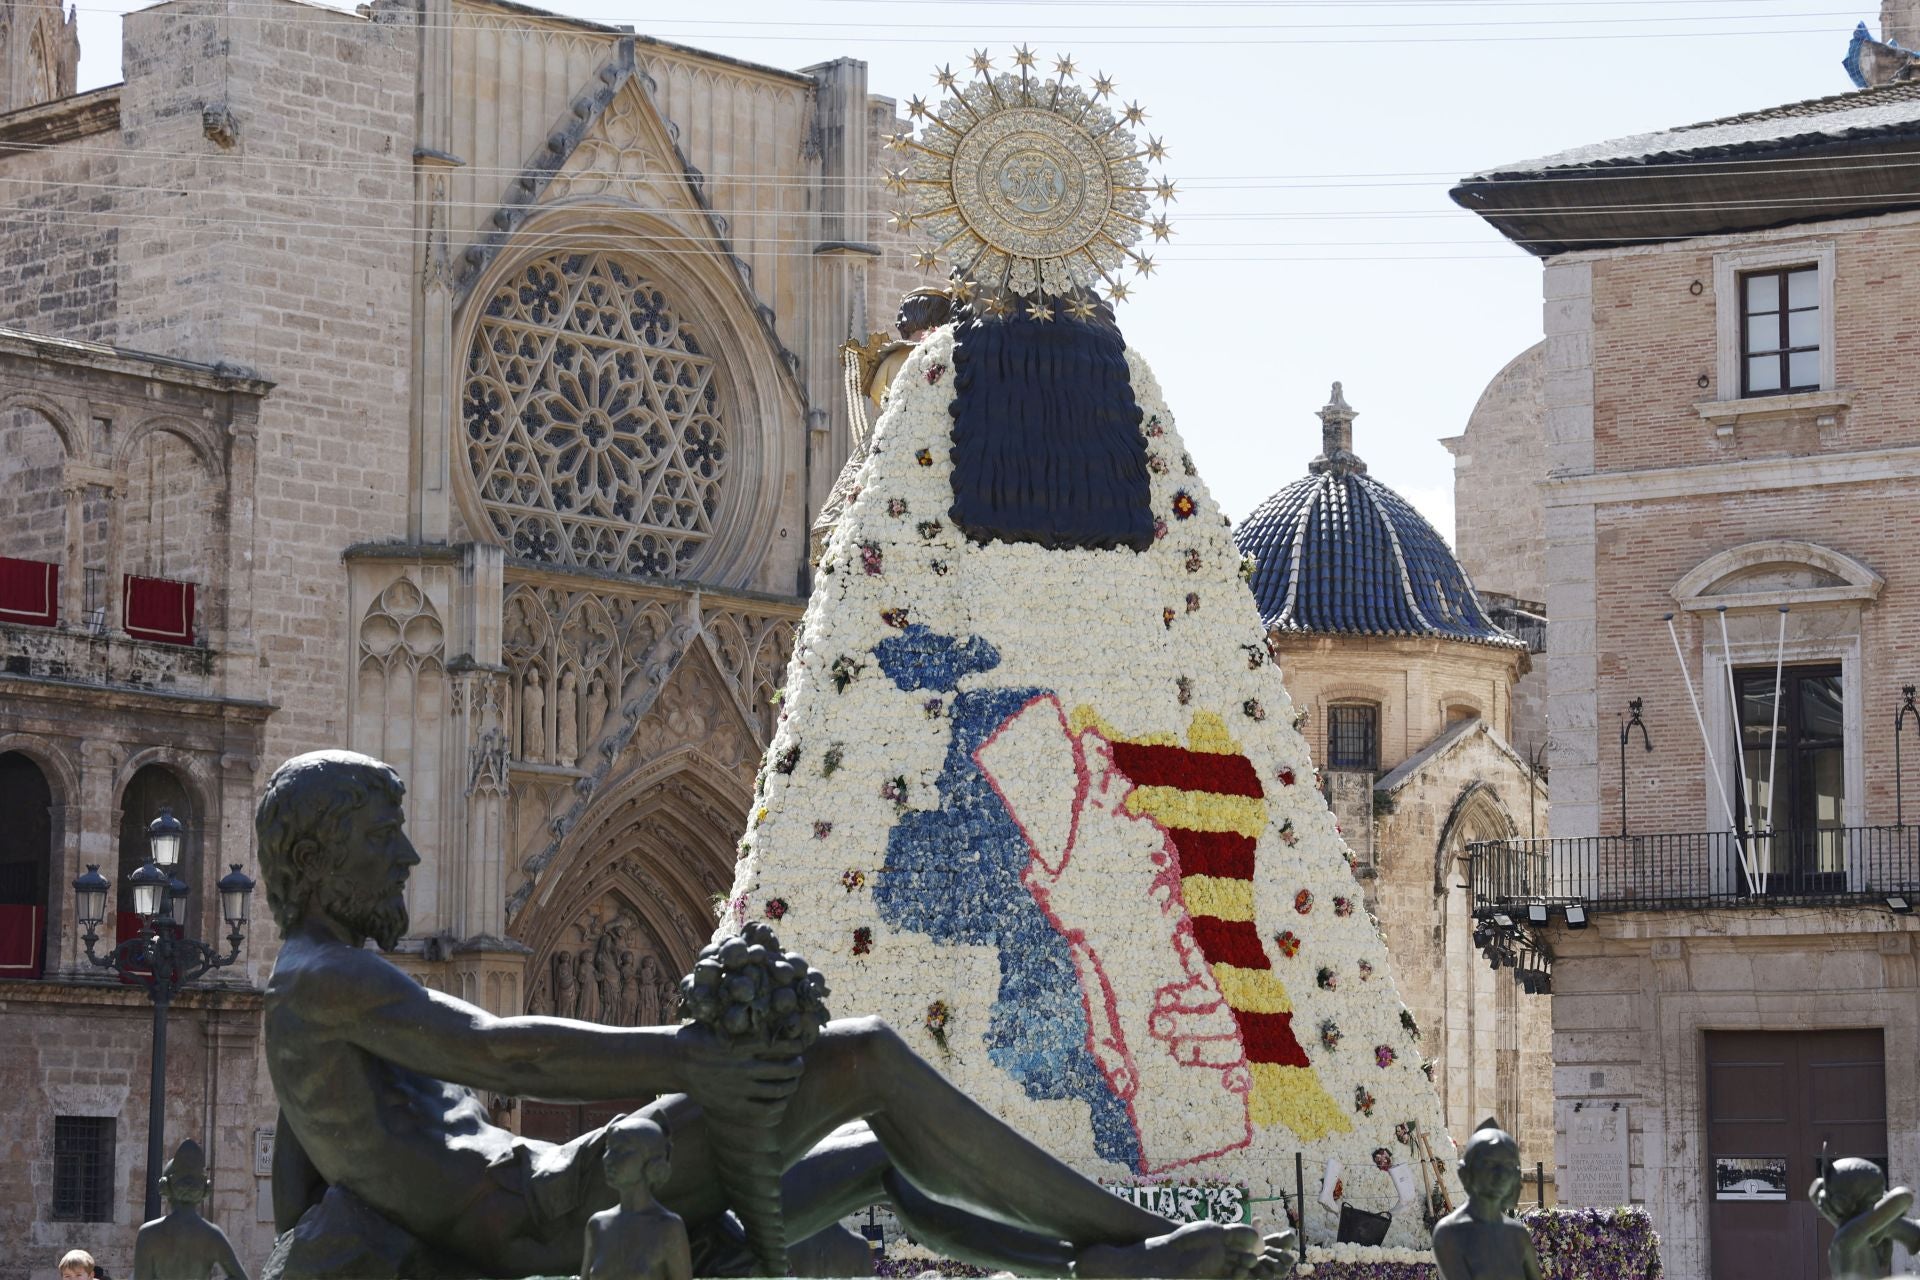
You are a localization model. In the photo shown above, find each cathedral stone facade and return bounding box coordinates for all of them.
[0,2,917,1271]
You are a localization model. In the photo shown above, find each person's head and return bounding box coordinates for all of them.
[156,1138,209,1208]
[1825,1157,1889,1219]
[1458,1119,1523,1210]
[58,1250,94,1280]
[255,750,413,948]
[603,1113,672,1193]
[896,286,953,342]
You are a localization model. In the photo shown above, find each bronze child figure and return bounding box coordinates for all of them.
[581,1113,692,1280]
[1431,1120,1541,1280]
[1812,1156,1920,1280]
[133,1139,250,1280]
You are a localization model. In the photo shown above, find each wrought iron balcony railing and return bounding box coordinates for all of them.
[1468,826,1920,915]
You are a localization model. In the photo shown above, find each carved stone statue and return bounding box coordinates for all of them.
[585,675,609,747]
[557,668,580,766]
[654,968,677,1027]
[521,669,547,763]
[637,954,664,1028]
[256,750,1295,1280]
[580,1114,691,1280]
[552,949,577,1021]
[1812,1156,1920,1280]
[575,948,596,1022]
[616,951,640,1025]
[134,1138,250,1280]
[594,928,622,1023]
[1432,1119,1542,1280]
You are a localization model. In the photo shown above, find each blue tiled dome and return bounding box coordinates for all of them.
[1233,384,1522,647]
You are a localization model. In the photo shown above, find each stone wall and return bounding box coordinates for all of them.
[1444,342,1547,605]
[1544,910,1920,1280]
[116,0,418,775]
[0,92,120,342]
[1271,632,1524,767]
[1443,343,1549,763]
[0,407,66,562]
[1371,727,1551,1168]
[0,984,261,1280]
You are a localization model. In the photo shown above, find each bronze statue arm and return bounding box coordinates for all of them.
[1832,1187,1917,1252]
[325,950,800,1108]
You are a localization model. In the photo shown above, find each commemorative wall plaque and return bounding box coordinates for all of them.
[1561,1102,1630,1207]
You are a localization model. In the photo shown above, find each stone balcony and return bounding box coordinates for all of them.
[0,619,215,695]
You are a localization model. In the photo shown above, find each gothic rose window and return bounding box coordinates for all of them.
[464,251,728,576]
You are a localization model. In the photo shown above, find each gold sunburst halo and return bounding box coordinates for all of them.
[891,47,1174,305]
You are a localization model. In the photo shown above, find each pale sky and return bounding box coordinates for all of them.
[76,1,1864,542]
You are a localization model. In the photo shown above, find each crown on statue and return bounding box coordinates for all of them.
[884,46,1175,307]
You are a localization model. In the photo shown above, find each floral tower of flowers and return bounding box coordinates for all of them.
[722,47,1461,1249]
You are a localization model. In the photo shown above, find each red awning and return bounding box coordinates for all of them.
[0,557,58,628]
[123,575,196,646]
[0,904,43,978]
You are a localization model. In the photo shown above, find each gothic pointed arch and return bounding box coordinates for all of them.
[1434,779,1517,892]
[512,758,745,1020]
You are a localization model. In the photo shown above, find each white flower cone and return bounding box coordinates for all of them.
[725,323,1461,1247]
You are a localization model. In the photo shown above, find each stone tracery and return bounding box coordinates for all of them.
[464,249,729,576]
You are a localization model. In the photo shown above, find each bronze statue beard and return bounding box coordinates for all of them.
[325,875,410,952]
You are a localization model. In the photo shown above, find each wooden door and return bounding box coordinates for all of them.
[1706,1029,1886,1280]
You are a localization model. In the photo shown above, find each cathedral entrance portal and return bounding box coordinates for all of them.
[513,762,746,1142]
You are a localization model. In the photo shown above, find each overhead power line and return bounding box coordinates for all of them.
[6,135,1920,191]
[64,3,1857,44]
[71,1,1874,29]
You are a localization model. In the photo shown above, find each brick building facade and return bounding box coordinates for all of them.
[1457,13,1920,1274]
[0,2,920,1272]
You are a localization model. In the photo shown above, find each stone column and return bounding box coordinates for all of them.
[410,0,459,543]
[221,405,260,701]
[103,481,126,636]
[47,799,82,975]
[214,750,260,982]
[448,542,506,940]
[61,479,86,625]
[75,739,118,967]
[802,59,879,533]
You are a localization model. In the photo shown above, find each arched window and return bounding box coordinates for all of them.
[0,751,52,977]
[120,427,216,646]
[116,765,195,942]
[463,250,729,577]
[0,407,68,628]
[25,23,54,104]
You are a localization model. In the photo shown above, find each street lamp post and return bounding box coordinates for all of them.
[70,807,254,1222]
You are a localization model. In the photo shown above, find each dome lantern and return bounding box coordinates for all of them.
[1309,381,1366,476]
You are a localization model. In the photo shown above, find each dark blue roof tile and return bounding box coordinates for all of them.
[1233,390,1523,649]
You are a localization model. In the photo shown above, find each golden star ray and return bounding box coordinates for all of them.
[898,46,1170,307]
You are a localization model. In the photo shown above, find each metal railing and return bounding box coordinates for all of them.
[1468,826,1920,914]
